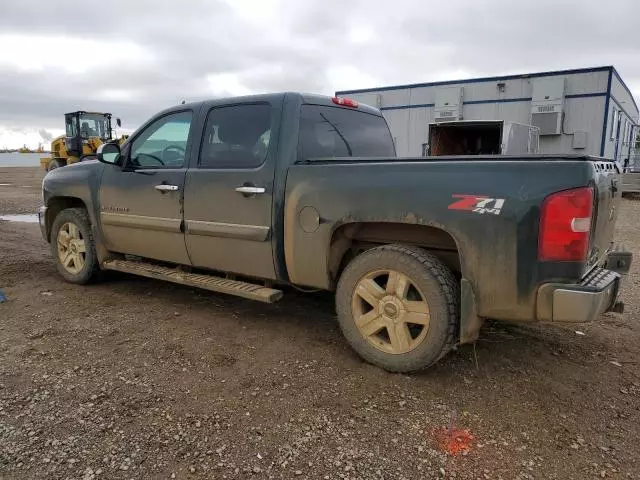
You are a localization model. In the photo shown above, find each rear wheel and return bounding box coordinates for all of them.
[336,244,459,372]
[47,159,65,172]
[51,208,99,284]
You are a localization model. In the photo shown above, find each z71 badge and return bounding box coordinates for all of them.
[448,194,505,216]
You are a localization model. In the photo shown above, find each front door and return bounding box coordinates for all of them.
[183,102,277,280]
[99,110,195,265]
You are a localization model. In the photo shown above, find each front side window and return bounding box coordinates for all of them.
[298,105,395,160]
[199,103,272,169]
[65,116,77,138]
[130,111,192,168]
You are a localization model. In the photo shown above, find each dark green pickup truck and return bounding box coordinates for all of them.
[38,92,632,372]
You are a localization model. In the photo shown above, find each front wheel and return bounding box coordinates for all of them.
[50,208,99,284]
[336,244,459,372]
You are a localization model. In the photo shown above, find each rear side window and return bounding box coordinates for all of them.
[298,105,395,159]
[199,103,272,169]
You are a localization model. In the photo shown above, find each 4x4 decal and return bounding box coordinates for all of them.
[448,194,505,216]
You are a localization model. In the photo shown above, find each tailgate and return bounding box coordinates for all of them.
[589,161,622,268]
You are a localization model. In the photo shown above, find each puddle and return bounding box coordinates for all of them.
[0,214,39,223]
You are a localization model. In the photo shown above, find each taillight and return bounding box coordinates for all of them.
[332,97,359,108]
[538,186,594,261]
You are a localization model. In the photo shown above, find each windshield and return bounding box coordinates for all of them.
[298,105,396,159]
[78,114,111,140]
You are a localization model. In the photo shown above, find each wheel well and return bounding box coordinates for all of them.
[329,222,461,282]
[45,197,87,242]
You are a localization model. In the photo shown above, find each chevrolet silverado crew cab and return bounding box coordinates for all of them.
[39,92,632,372]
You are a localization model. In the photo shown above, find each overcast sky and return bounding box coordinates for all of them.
[1,0,639,148]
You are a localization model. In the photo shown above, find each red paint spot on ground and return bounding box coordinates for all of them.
[434,427,475,456]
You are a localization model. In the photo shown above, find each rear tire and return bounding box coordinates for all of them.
[50,208,99,284]
[336,244,459,372]
[48,159,65,172]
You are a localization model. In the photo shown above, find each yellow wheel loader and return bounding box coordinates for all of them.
[40,111,129,172]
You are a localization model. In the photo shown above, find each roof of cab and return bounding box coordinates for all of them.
[158,92,383,117]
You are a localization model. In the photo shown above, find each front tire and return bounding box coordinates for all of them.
[336,244,459,372]
[51,208,99,284]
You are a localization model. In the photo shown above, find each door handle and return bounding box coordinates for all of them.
[154,184,179,192]
[235,186,266,195]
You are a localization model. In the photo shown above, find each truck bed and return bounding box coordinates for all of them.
[283,155,621,323]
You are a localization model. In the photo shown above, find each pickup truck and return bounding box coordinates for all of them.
[38,92,632,372]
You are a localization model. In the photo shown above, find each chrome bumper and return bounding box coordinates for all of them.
[537,267,621,323]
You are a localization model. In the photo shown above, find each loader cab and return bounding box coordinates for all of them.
[64,111,114,156]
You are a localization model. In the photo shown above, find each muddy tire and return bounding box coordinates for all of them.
[336,244,459,372]
[50,208,99,284]
[48,159,65,172]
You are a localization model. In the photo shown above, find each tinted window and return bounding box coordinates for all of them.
[130,111,192,168]
[298,105,395,159]
[65,115,76,138]
[199,104,272,169]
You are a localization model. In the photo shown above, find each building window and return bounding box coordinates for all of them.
[625,120,630,144]
[610,108,618,140]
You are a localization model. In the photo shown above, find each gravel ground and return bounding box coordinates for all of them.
[0,167,639,479]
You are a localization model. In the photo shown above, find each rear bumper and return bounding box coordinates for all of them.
[537,268,620,323]
[536,246,632,323]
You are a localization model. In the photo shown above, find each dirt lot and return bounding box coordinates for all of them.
[1,167,639,480]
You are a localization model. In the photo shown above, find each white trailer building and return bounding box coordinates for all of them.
[336,66,638,162]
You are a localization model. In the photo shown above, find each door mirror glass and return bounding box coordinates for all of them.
[116,118,122,128]
[97,142,121,164]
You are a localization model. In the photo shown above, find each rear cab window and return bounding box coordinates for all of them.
[298,104,395,160]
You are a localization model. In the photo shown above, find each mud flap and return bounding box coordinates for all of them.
[460,278,484,344]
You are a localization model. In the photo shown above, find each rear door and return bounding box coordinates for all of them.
[183,102,278,279]
[99,110,195,265]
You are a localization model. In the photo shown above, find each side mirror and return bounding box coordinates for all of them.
[116,118,122,127]
[97,142,121,165]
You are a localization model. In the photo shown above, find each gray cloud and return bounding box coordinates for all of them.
[1,0,639,144]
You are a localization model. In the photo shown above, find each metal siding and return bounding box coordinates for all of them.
[408,107,429,156]
[336,66,612,95]
[382,109,411,156]
[604,75,638,161]
[377,89,411,109]
[346,92,380,109]
[611,70,640,119]
[610,75,639,122]
[560,96,607,155]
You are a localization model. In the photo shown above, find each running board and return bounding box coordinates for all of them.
[102,259,283,303]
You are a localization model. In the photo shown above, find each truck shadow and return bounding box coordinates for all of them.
[98,272,609,379]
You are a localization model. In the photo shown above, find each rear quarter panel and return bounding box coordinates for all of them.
[284,158,597,322]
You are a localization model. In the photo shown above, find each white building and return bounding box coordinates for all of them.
[336,66,638,162]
